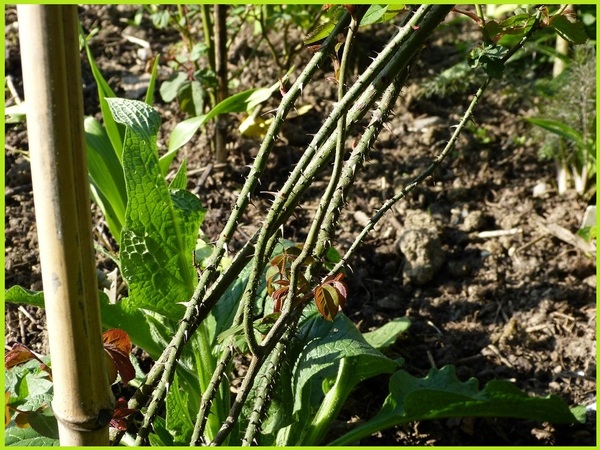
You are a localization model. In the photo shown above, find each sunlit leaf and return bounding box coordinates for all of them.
[5,344,37,369]
[314,284,339,321]
[102,329,132,355]
[102,329,135,385]
[549,14,587,44]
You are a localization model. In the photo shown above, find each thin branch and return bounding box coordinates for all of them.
[330,76,492,276]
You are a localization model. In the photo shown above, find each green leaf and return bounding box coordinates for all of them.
[145,54,161,105]
[4,426,59,446]
[82,34,124,160]
[577,225,596,242]
[330,366,582,445]
[272,310,398,446]
[549,14,588,45]
[107,98,205,320]
[166,87,260,155]
[160,72,188,103]
[84,117,127,241]
[165,374,194,444]
[169,159,188,190]
[303,21,336,45]
[190,79,205,116]
[5,286,45,308]
[28,408,59,440]
[469,44,508,78]
[292,311,398,416]
[362,317,411,350]
[526,117,585,146]
[148,416,174,446]
[360,5,388,27]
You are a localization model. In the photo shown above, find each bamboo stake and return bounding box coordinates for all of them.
[17,5,113,445]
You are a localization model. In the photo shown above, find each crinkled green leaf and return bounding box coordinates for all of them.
[330,366,582,445]
[169,159,188,190]
[148,416,174,446]
[4,426,59,446]
[293,311,398,415]
[106,98,205,320]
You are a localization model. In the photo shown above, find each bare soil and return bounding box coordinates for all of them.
[4,5,596,445]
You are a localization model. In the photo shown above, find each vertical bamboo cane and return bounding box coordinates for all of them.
[17,5,113,445]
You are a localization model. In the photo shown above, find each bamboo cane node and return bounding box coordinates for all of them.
[52,405,114,431]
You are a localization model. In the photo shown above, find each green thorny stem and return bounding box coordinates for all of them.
[194,6,432,444]
[241,329,292,446]
[210,315,299,446]
[226,6,452,446]
[240,4,452,358]
[213,4,449,444]
[328,8,545,278]
[131,4,459,445]
[129,9,358,445]
[189,233,279,445]
[240,11,363,448]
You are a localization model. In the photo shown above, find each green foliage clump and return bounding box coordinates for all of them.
[530,43,596,195]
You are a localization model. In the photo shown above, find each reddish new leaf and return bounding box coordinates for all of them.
[102,329,135,385]
[315,273,349,320]
[110,397,137,430]
[314,284,340,321]
[5,343,52,379]
[5,344,37,369]
[272,286,289,313]
[102,329,132,355]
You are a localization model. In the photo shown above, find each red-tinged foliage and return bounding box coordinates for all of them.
[314,273,348,321]
[102,329,135,385]
[110,397,137,430]
[5,343,52,380]
[102,328,132,355]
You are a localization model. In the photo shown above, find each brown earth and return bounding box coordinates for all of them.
[4,5,596,445]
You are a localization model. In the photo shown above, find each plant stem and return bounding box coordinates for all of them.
[210,318,298,445]
[331,76,492,276]
[316,69,408,260]
[214,4,228,163]
[284,5,363,325]
[129,13,356,441]
[242,336,288,445]
[297,357,356,445]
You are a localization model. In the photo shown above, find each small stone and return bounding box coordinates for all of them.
[396,210,445,285]
[584,274,596,288]
[398,229,444,285]
[532,182,549,198]
[462,211,486,232]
